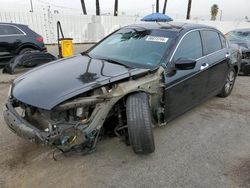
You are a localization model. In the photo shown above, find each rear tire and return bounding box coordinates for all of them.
[126,92,155,154]
[19,48,35,55]
[218,68,236,98]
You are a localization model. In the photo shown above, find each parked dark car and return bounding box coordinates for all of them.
[0,22,46,65]
[3,22,240,155]
[226,28,250,75]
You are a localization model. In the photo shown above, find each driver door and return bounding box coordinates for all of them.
[164,30,209,122]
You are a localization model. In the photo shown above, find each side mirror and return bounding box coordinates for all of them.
[175,58,196,70]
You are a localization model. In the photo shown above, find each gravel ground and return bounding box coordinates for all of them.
[0,75,250,188]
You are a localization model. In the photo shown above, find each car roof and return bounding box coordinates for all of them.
[0,22,28,27]
[124,22,217,33]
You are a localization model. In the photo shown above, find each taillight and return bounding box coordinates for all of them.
[36,36,44,43]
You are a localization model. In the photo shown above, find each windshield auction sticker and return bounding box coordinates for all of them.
[146,36,169,43]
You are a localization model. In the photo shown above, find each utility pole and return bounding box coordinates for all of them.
[80,0,87,15]
[152,4,155,13]
[163,0,168,14]
[114,0,118,16]
[156,0,159,13]
[186,0,192,19]
[30,0,34,12]
[96,0,100,15]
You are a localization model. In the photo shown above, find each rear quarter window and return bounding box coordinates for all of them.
[201,30,222,55]
[219,34,227,48]
[0,25,24,36]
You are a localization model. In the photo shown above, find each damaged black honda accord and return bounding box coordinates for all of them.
[3,22,240,155]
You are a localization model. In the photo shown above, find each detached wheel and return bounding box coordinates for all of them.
[126,92,155,154]
[218,68,236,97]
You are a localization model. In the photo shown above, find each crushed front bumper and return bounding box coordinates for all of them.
[3,102,48,144]
[3,98,120,153]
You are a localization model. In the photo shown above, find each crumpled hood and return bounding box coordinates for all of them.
[12,55,149,110]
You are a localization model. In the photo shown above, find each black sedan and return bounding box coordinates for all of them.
[3,22,240,155]
[226,28,250,75]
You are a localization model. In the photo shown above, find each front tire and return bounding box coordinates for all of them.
[218,68,236,97]
[126,92,155,154]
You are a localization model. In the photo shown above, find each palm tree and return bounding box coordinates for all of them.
[211,4,219,21]
[96,0,100,15]
[156,0,159,13]
[80,0,87,15]
[186,0,192,19]
[114,0,118,16]
[162,0,168,14]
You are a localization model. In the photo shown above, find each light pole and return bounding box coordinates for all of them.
[30,0,34,12]
[152,4,155,13]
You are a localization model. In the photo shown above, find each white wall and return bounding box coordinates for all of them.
[0,11,249,44]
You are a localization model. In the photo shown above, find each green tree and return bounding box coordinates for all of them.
[96,0,100,15]
[80,0,87,15]
[162,0,168,14]
[114,0,118,16]
[211,4,219,21]
[186,0,192,19]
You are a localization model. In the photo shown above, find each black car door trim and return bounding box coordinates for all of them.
[165,60,208,89]
[165,49,229,90]
[207,55,228,67]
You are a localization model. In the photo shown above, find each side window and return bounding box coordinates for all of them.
[0,25,23,36]
[201,30,222,54]
[172,31,202,62]
[219,34,227,48]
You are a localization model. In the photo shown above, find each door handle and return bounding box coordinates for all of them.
[225,52,230,58]
[200,63,209,70]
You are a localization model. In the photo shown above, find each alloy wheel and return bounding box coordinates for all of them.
[224,70,235,94]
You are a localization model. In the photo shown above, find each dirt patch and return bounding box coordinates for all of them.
[227,158,250,188]
[0,178,5,188]
[204,97,250,116]
[4,145,29,170]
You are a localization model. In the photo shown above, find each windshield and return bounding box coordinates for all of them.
[227,30,250,42]
[88,28,176,68]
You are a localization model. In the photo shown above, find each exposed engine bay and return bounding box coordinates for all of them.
[4,67,165,154]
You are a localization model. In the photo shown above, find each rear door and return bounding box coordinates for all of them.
[0,24,26,59]
[164,30,209,122]
[200,30,230,96]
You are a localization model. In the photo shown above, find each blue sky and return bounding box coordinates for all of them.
[1,0,249,21]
